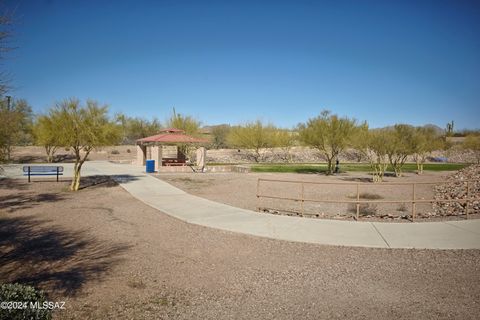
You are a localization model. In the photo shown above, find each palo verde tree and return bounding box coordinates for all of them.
[368,130,391,182]
[210,124,231,149]
[48,98,121,191]
[33,115,61,163]
[227,120,277,162]
[115,112,162,143]
[165,109,202,157]
[463,134,480,164]
[353,126,390,182]
[0,98,33,161]
[166,108,201,135]
[272,128,297,162]
[298,110,361,175]
[384,124,416,177]
[411,126,444,174]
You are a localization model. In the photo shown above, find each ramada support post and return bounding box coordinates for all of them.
[196,147,206,170]
[151,145,163,171]
[136,144,147,166]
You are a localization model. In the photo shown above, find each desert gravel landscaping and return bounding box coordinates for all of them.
[158,168,479,222]
[1,177,479,319]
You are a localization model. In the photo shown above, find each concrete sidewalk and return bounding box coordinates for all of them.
[6,161,480,249]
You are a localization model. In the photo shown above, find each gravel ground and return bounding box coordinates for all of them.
[157,170,479,222]
[1,178,479,319]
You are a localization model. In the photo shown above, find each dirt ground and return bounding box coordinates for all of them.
[1,177,479,319]
[157,170,478,222]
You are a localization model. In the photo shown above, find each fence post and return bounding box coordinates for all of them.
[465,181,470,219]
[301,182,304,216]
[412,183,416,222]
[356,183,360,220]
[256,179,260,211]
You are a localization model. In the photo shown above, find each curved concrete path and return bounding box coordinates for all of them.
[5,161,480,249]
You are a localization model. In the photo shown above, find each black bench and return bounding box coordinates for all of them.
[23,166,64,182]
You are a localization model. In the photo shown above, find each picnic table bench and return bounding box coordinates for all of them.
[23,165,64,182]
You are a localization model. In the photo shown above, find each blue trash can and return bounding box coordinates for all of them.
[146,160,155,173]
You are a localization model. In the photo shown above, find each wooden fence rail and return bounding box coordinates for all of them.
[256,178,479,221]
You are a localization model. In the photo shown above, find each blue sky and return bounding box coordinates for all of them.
[3,0,480,129]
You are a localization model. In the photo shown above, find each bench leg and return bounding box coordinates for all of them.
[28,167,31,183]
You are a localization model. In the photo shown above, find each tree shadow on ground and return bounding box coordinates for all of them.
[78,175,118,190]
[0,192,65,212]
[110,174,142,184]
[0,215,130,296]
[78,175,141,189]
[0,178,30,190]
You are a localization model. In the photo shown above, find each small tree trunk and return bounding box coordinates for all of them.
[394,165,401,177]
[253,149,260,163]
[70,152,83,191]
[372,164,379,183]
[45,146,53,163]
[51,146,58,163]
[70,148,91,191]
[380,160,387,181]
[6,145,12,161]
[71,165,82,191]
[326,157,333,175]
[391,157,402,177]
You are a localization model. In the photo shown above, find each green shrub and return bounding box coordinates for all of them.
[110,149,120,154]
[0,283,52,320]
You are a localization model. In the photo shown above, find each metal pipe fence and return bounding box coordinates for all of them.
[256,178,480,221]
